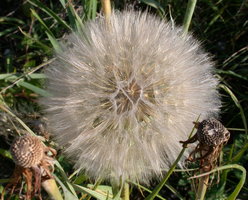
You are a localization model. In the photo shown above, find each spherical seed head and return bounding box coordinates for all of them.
[41,11,221,184]
[10,135,44,168]
[196,118,230,146]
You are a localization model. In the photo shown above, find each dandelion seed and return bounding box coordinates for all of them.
[40,10,220,184]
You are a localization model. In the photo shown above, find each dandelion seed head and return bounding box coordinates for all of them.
[41,10,220,184]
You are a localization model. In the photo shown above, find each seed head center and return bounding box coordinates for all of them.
[114,80,141,114]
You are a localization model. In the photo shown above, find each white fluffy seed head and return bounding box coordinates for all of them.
[41,10,220,184]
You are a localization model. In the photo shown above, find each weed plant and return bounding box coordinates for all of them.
[0,0,247,199]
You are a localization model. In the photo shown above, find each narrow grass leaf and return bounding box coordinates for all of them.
[54,160,78,196]
[0,102,36,136]
[17,80,51,97]
[129,181,166,200]
[0,17,24,24]
[0,179,10,184]
[66,1,84,33]
[182,0,197,34]
[18,27,51,52]
[73,184,115,200]
[0,149,12,159]
[84,0,98,20]
[46,31,61,52]
[54,175,79,200]
[31,9,55,37]
[145,116,199,200]
[26,73,46,79]
[140,0,165,17]
[216,69,248,81]
[0,74,17,80]
[59,0,66,8]
[87,184,113,196]
[27,0,71,30]
[188,164,246,200]
[219,84,247,135]
[0,27,18,37]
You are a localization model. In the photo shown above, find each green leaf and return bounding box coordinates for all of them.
[188,164,246,200]
[140,0,165,17]
[183,0,197,34]
[0,27,18,37]
[55,161,78,196]
[66,0,84,33]
[73,184,115,200]
[18,27,51,52]
[0,17,24,24]
[31,9,55,37]
[0,149,12,159]
[46,31,61,52]
[54,175,79,200]
[219,84,247,139]
[145,116,200,200]
[17,80,51,97]
[27,0,71,30]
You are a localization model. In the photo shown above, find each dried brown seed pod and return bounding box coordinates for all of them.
[10,135,44,168]
[196,118,230,147]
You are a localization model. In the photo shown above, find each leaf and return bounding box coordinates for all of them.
[66,0,84,33]
[17,80,51,97]
[145,116,200,200]
[140,0,165,17]
[73,184,115,200]
[219,84,247,134]
[188,164,246,200]
[0,149,12,159]
[54,175,79,200]
[27,0,71,30]
[54,161,78,196]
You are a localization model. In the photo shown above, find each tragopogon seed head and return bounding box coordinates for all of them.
[197,118,230,147]
[41,10,220,184]
[10,135,44,168]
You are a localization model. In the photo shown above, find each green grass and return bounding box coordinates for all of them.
[0,0,247,199]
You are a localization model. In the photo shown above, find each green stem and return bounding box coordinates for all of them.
[145,116,199,200]
[189,164,246,200]
[195,170,209,200]
[121,182,130,200]
[183,0,197,34]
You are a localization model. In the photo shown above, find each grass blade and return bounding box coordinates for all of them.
[66,0,84,33]
[145,116,199,200]
[140,0,165,18]
[73,184,116,200]
[219,84,247,135]
[27,0,71,30]
[188,164,246,200]
[182,0,197,34]
[54,175,79,200]
[17,80,51,97]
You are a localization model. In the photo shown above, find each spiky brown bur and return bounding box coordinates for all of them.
[10,135,44,168]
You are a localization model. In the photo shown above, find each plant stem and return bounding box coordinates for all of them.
[145,116,199,200]
[195,169,209,200]
[189,164,246,200]
[121,182,130,200]
[42,178,63,200]
[101,0,111,21]
[183,0,197,34]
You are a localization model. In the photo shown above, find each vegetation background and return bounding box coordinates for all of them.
[0,0,247,199]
